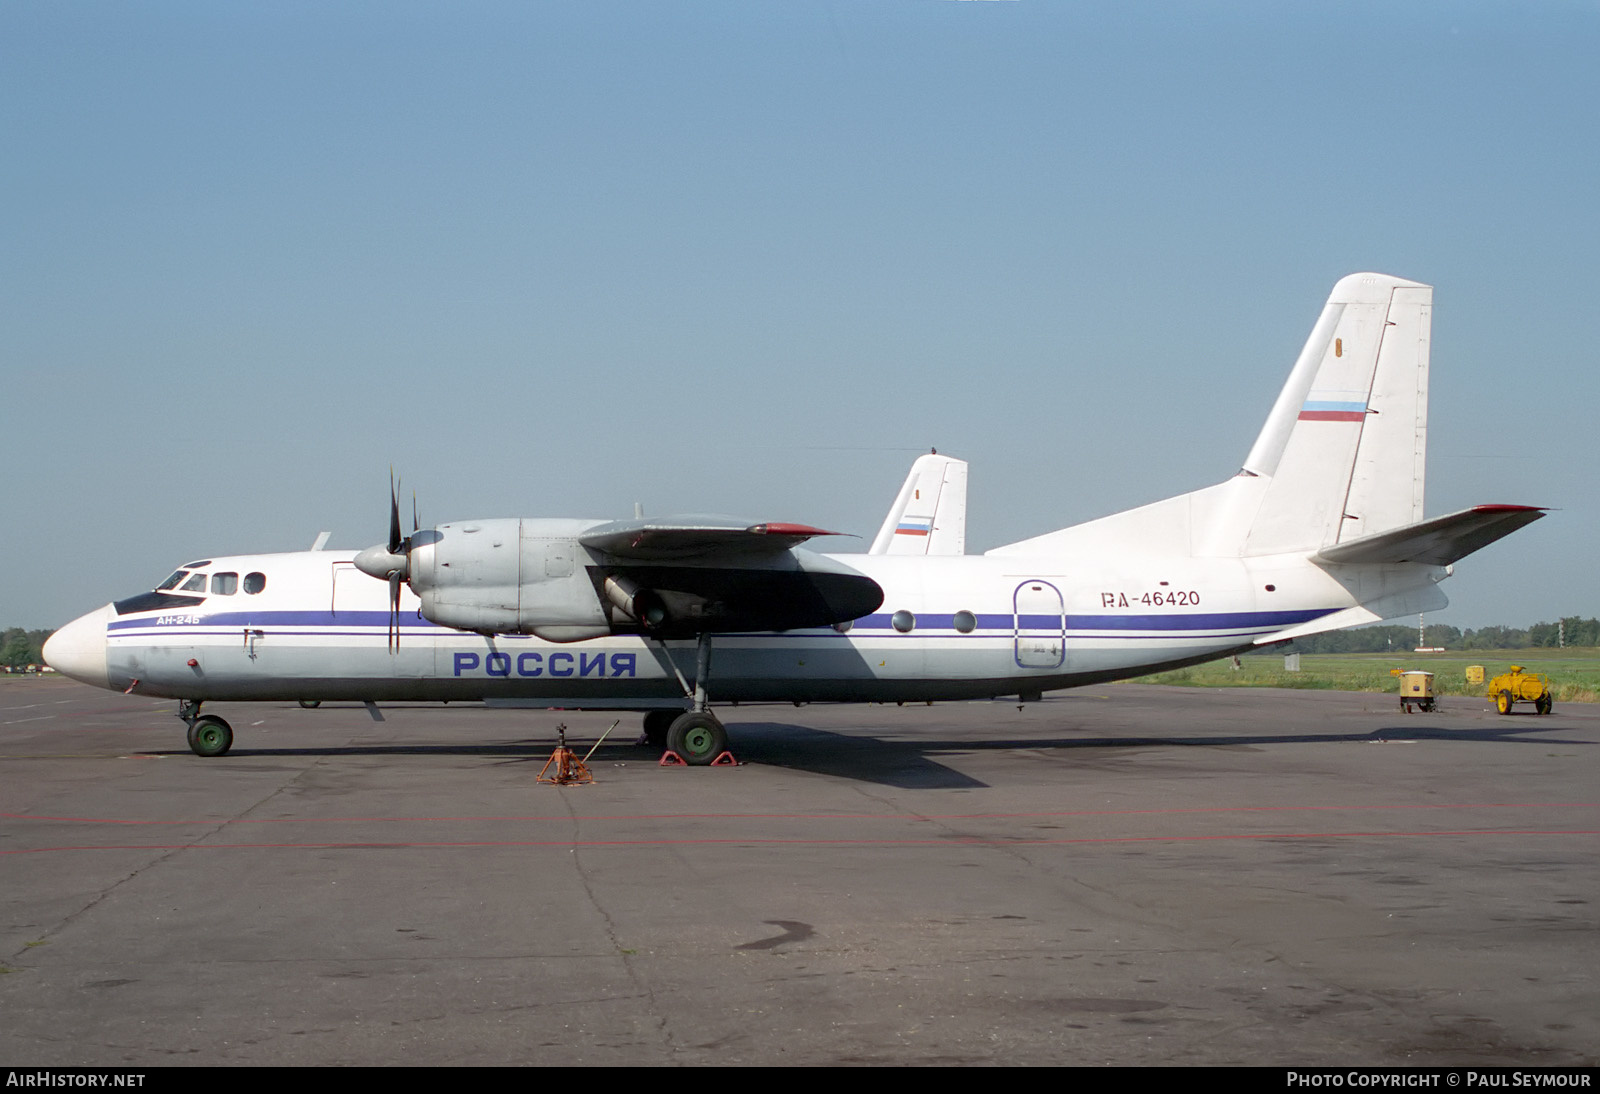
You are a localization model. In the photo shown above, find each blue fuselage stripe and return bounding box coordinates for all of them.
[108,606,1333,638]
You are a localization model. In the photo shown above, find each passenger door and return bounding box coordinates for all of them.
[1013,580,1065,669]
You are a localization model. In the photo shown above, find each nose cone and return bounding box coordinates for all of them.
[43,605,112,689]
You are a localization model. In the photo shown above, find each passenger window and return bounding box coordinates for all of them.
[953,610,977,634]
[212,573,238,595]
[180,573,208,593]
[243,572,267,595]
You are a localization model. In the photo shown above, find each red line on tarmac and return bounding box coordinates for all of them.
[4,802,1596,826]
[3,829,1596,856]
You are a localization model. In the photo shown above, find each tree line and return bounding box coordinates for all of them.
[1,629,53,670]
[1271,617,1600,655]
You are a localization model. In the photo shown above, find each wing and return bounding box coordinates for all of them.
[580,516,881,638]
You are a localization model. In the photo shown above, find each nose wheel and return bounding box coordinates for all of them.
[178,701,234,757]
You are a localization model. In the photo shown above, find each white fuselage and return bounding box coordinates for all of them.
[47,545,1435,707]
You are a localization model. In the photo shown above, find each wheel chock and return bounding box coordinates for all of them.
[658,750,739,767]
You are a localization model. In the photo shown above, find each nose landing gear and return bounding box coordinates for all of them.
[178,700,233,757]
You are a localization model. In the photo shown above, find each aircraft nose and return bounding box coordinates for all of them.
[43,605,112,689]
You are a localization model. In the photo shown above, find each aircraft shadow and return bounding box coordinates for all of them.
[716,718,1587,786]
[138,717,1584,791]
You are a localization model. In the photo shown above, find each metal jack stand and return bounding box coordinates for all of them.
[537,720,619,785]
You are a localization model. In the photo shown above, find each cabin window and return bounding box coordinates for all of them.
[156,570,188,591]
[953,610,976,634]
[180,572,208,593]
[211,573,238,595]
[243,572,267,595]
[892,610,916,633]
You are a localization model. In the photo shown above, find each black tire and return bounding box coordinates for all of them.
[298,700,321,709]
[642,709,677,748]
[1496,689,1514,716]
[1536,694,1553,716]
[187,715,233,757]
[666,712,728,766]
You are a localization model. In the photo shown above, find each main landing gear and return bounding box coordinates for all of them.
[642,634,732,766]
[665,711,728,765]
[178,700,233,757]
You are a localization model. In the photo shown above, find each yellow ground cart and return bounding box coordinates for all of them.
[1396,670,1436,713]
[1485,665,1554,715]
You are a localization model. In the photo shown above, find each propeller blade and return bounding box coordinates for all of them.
[388,471,403,556]
[388,571,403,651]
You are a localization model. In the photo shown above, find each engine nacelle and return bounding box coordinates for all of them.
[401,516,883,641]
[409,517,612,641]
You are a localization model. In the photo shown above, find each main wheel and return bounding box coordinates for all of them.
[642,709,677,748]
[666,712,728,766]
[187,715,234,757]
[298,699,321,709]
[1536,694,1553,716]
[1495,689,1514,716]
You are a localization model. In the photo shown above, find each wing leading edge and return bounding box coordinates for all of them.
[580,517,849,559]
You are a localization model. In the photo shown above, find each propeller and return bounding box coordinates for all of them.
[355,471,418,652]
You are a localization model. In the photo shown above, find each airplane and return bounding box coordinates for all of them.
[44,273,1545,764]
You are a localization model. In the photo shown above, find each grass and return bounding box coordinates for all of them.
[1132,647,1600,703]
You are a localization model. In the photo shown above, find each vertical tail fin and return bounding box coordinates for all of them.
[1238,272,1432,555]
[986,273,1436,562]
[869,452,968,555]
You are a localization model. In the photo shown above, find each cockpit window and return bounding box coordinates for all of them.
[180,572,208,593]
[156,570,188,591]
[211,572,238,595]
[243,572,267,594]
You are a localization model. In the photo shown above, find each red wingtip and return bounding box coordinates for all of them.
[745,522,848,538]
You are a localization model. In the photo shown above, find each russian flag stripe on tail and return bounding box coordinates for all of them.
[1299,400,1368,422]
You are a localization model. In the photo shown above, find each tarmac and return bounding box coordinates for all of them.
[1,676,1595,1066]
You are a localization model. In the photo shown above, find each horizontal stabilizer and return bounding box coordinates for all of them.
[1312,505,1545,567]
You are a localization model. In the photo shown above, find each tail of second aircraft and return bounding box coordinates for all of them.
[990,272,1541,566]
[870,452,968,555]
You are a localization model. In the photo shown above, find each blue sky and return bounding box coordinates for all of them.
[4,2,1595,630]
